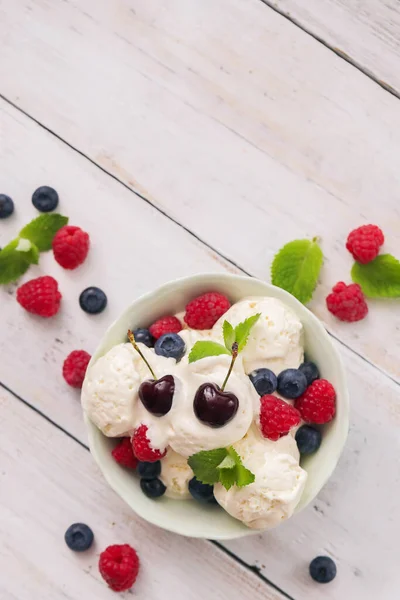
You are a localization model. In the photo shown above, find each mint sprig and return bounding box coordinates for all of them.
[19,213,68,252]
[188,314,260,363]
[271,238,323,304]
[0,213,68,284]
[188,446,255,491]
[351,254,400,298]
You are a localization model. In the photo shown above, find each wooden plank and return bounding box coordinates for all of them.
[0,98,240,442]
[271,0,400,96]
[1,0,399,380]
[0,387,285,600]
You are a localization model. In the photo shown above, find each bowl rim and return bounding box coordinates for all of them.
[83,272,349,539]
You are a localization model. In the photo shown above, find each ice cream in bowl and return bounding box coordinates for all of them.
[81,273,349,539]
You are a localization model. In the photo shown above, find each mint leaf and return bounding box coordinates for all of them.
[0,239,39,284]
[234,313,261,352]
[19,214,68,252]
[223,320,235,351]
[219,468,237,491]
[217,455,236,470]
[188,341,230,364]
[351,254,400,298]
[188,448,228,484]
[227,447,255,488]
[271,238,323,304]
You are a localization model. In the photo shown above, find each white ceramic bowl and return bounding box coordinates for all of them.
[83,273,349,540]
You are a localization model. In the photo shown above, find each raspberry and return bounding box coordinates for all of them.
[52,225,90,269]
[184,292,231,329]
[346,224,384,264]
[16,276,61,317]
[132,424,166,462]
[99,544,139,592]
[326,281,368,322]
[295,379,336,424]
[62,350,91,388]
[259,395,301,441]
[149,316,182,339]
[112,438,138,469]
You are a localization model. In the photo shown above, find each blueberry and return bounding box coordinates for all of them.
[189,477,216,504]
[309,556,337,583]
[138,460,161,480]
[295,425,322,455]
[64,523,94,552]
[249,368,277,396]
[32,186,59,212]
[0,194,14,219]
[79,287,107,314]
[154,333,185,361]
[277,368,307,399]
[140,477,166,498]
[299,361,320,385]
[133,328,154,348]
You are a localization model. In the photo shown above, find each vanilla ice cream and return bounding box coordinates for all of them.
[168,354,257,458]
[160,449,193,499]
[212,297,303,374]
[214,428,307,529]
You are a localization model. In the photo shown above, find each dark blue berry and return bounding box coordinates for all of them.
[277,368,307,399]
[140,477,166,498]
[32,186,59,212]
[79,287,107,314]
[0,194,14,219]
[249,368,277,396]
[133,328,154,348]
[64,523,94,552]
[154,333,185,361]
[189,477,216,504]
[295,425,322,455]
[138,460,161,479]
[309,556,337,583]
[299,361,320,385]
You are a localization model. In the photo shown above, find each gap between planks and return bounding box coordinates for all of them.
[257,0,400,99]
[0,380,296,600]
[0,91,398,392]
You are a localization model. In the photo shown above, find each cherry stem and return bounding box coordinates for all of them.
[127,330,157,379]
[221,342,238,392]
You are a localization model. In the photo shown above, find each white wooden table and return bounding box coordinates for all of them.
[1,1,399,598]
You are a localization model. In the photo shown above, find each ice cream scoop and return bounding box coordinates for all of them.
[160,449,194,499]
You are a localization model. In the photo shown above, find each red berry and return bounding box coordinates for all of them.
[16,275,61,317]
[295,379,336,424]
[52,225,90,270]
[62,350,91,388]
[259,395,301,441]
[326,281,368,322]
[132,424,166,462]
[346,224,384,264]
[184,292,231,330]
[112,438,138,469]
[99,544,139,592]
[149,316,182,339]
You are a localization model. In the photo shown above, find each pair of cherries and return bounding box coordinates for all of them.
[130,331,238,427]
[140,377,238,427]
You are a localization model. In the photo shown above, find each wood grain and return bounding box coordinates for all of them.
[271,0,400,96]
[0,387,285,600]
[1,0,399,380]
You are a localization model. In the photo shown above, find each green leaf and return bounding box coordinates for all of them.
[222,320,235,351]
[234,313,261,352]
[217,455,236,470]
[19,213,69,252]
[188,341,230,363]
[187,448,228,484]
[0,238,40,284]
[219,468,237,491]
[351,254,400,298]
[271,238,323,304]
[227,447,255,488]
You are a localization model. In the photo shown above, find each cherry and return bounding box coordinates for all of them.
[194,382,238,427]
[139,375,175,417]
